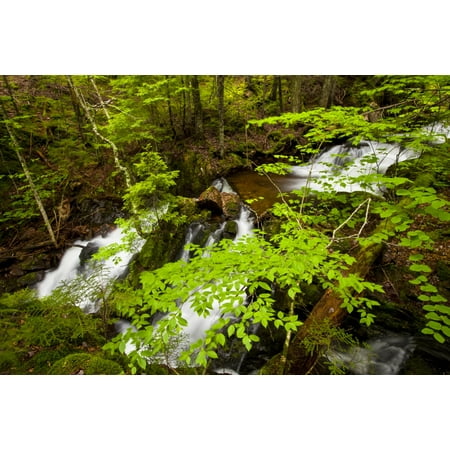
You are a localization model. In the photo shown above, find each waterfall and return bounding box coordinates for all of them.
[154,202,255,368]
[36,227,144,313]
[178,222,205,261]
[290,140,418,195]
[289,123,449,195]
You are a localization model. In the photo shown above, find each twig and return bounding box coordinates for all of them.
[327,197,371,248]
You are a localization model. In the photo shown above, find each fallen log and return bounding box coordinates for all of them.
[259,182,432,375]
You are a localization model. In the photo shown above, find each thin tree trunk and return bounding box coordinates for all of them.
[0,100,58,248]
[190,75,204,139]
[165,75,177,138]
[181,76,187,136]
[68,79,88,145]
[277,76,283,112]
[217,75,225,158]
[269,75,278,101]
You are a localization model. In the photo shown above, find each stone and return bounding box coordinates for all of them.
[197,186,223,215]
[221,192,241,219]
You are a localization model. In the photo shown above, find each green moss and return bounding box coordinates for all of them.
[25,349,68,375]
[138,222,186,271]
[48,353,123,375]
[0,351,20,374]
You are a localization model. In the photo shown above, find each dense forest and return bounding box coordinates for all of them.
[0,75,449,375]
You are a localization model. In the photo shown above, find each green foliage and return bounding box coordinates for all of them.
[0,288,105,374]
[123,150,179,214]
[0,169,68,229]
[301,318,358,359]
[103,212,386,372]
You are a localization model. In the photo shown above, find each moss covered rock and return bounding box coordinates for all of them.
[48,353,123,375]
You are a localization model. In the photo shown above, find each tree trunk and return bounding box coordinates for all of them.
[269,76,283,113]
[190,76,204,139]
[1,76,20,115]
[0,100,58,248]
[277,76,283,112]
[165,75,177,138]
[320,75,336,108]
[289,76,304,113]
[181,76,187,137]
[217,75,225,158]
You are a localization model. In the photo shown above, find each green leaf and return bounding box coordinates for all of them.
[427,321,442,331]
[433,332,445,344]
[442,326,450,338]
[410,264,432,273]
[421,327,434,335]
[420,284,438,293]
[215,333,226,346]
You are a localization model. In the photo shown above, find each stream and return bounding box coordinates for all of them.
[35,124,450,374]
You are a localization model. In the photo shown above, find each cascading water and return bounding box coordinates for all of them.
[34,123,449,373]
[285,123,449,195]
[289,140,418,195]
[36,227,144,313]
[142,184,256,369]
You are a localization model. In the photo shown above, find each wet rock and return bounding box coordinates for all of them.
[79,242,99,267]
[223,220,238,239]
[197,186,242,219]
[221,192,241,219]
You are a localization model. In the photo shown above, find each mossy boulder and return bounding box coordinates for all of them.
[48,353,123,375]
[197,187,242,220]
[137,222,187,271]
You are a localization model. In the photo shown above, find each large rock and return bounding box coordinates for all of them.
[197,186,223,215]
[197,186,242,219]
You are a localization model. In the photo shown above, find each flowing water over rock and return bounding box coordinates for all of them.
[36,227,144,313]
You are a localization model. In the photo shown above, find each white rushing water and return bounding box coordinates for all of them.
[36,227,143,313]
[288,123,449,195]
[153,199,255,367]
[289,140,418,195]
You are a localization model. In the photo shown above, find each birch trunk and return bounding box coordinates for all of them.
[0,101,58,248]
[67,76,134,202]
